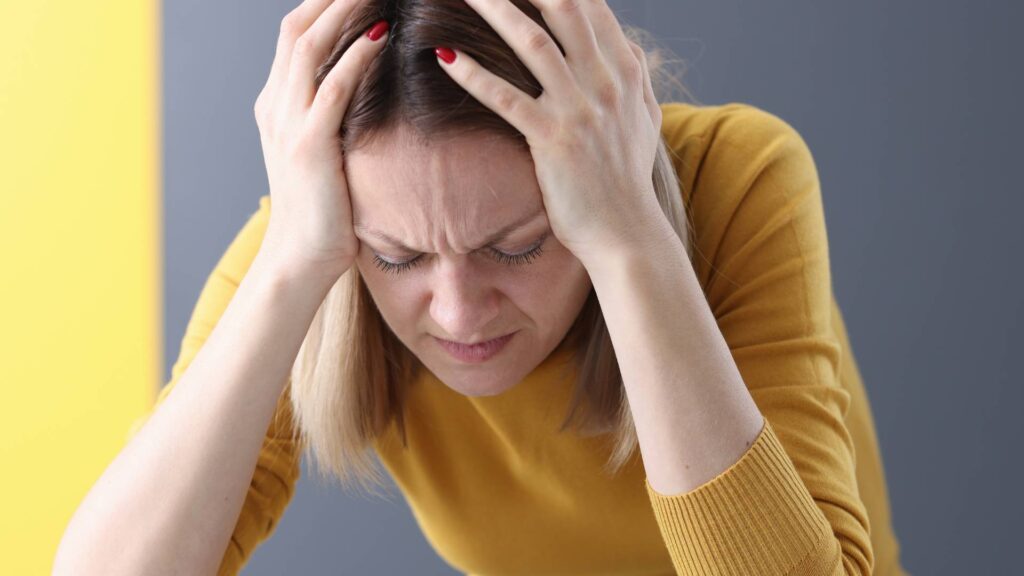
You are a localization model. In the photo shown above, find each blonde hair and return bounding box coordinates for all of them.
[283,1,698,496]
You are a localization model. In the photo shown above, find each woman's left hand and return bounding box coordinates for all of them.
[435,0,668,268]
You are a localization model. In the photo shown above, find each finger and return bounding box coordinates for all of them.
[532,0,603,68]
[627,41,662,129]
[581,0,636,77]
[435,47,547,143]
[461,0,576,100]
[265,0,336,101]
[286,0,365,112]
[307,20,389,138]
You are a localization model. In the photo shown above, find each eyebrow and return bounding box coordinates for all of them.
[354,206,546,254]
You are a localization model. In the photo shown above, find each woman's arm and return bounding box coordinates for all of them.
[587,222,766,495]
[585,106,874,575]
[53,245,337,576]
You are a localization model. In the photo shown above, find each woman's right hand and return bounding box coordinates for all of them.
[254,0,388,281]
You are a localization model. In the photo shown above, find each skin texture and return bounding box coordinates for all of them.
[346,123,593,397]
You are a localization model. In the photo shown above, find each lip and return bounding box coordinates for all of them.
[434,331,517,364]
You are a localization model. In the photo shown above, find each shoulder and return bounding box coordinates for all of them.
[658,100,803,142]
[657,101,816,207]
[657,101,824,289]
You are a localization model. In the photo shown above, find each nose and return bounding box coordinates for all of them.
[429,256,501,343]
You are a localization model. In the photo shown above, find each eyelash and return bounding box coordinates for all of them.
[371,234,548,276]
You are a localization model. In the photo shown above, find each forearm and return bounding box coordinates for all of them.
[584,222,765,496]
[54,251,336,576]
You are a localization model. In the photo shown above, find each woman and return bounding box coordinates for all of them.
[55,0,907,574]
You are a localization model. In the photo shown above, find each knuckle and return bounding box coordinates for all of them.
[549,117,576,149]
[553,0,583,15]
[537,121,557,143]
[280,11,301,38]
[596,78,621,109]
[566,93,600,130]
[574,107,600,131]
[462,64,480,87]
[293,33,317,57]
[630,43,646,65]
[253,96,267,121]
[524,27,554,53]
[493,86,519,113]
[532,119,557,142]
[257,110,276,133]
[316,78,345,105]
[622,55,643,83]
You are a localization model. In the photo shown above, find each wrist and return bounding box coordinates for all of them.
[251,247,348,295]
[581,216,679,279]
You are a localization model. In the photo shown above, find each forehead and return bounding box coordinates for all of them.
[344,124,539,223]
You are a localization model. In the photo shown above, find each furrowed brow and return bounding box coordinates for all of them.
[354,206,545,253]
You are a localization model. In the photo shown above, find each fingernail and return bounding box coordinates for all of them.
[366,19,389,41]
[435,46,456,64]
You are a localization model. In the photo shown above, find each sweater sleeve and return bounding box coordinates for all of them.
[644,104,873,575]
[125,195,300,576]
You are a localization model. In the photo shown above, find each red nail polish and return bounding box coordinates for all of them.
[366,19,389,41]
[435,46,456,64]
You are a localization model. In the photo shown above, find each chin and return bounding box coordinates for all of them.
[430,361,523,397]
[417,342,539,398]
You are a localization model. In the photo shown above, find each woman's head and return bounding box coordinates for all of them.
[286,0,695,494]
[346,122,593,398]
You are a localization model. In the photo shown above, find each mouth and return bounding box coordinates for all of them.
[433,331,518,364]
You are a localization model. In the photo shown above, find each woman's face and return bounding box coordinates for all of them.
[346,124,593,397]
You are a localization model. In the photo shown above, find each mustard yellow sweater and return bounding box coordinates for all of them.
[130,101,907,575]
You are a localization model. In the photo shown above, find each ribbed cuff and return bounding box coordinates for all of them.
[644,419,834,575]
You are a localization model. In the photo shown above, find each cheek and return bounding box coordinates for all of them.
[498,252,588,311]
[359,280,422,340]
[530,250,593,314]
[355,261,416,318]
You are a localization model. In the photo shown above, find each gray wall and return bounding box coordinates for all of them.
[163,1,1024,573]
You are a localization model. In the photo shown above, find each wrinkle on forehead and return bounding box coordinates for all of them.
[346,123,542,255]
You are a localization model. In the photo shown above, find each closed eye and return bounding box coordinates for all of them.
[371,232,549,276]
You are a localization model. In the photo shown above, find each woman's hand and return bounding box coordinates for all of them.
[255,0,389,281]
[434,0,668,269]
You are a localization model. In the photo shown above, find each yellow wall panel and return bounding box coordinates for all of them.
[0,1,161,573]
